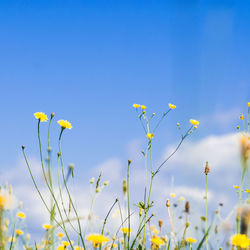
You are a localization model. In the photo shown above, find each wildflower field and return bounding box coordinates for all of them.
[0,103,249,250]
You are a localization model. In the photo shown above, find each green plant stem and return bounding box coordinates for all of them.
[205,174,208,250]
[59,129,86,250]
[127,161,131,249]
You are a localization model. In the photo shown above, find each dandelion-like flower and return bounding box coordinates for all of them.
[147,133,154,139]
[231,234,250,248]
[17,211,26,219]
[16,229,23,236]
[168,103,176,109]
[43,224,52,230]
[133,104,140,108]
[87,234,109,247]
[233,185,239,189]
[248,102,250,107]
[151,235,164,247]
[186,238,197,243]
[240,114,244,120]
[170,193,176,198]
[34,112,48,122]
[141,105,146,110]
[190,119,199,126]
[121,227,131,235]
[58,120,72,129]
[57,232,64,238]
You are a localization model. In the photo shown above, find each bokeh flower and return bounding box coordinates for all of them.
[190,119,199,126]
[141,105,146,110]
[121,227,131,234]
[168,103,176,109]
[231,234,250,248]
[186,237,197,243]
[16,229,23,236]
[147,133,154,139]
[87,234,109,247]
[43,224,52,230]
[17,211,26,219]
[133,104,140,108]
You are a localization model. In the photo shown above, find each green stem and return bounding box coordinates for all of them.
[205,174,208,250]
[127,160,131,249]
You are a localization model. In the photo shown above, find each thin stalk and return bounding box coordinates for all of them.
[59,129,86,250]
[127,160,131,249]
[205,174,208,250]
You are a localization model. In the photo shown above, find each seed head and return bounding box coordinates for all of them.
[166,199,170,208]
[185,201,190,213]
[204,161,210,175]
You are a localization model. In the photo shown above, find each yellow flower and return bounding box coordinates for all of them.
[176,123,180,126]
[233,185,239,189]
[147,133,154,139]
[240,114,244,120]
[133,104,140,108]
[151,235,164,247]
[186,238,197,243]
[168,103,176,109]
[141,105,146,110]
[248,102,250,107]
[34,112,48,122]
[17,211,26,219]
[153,229,159,234]
[180,196,185,201]
[62,241,72,246]
[231,234,250,248]
[16,229,23,236]
[245,189,250,193]
[87,234,109,247]
[112,244,117,248]
[58,120,72,129]
[0,192,12,209]
[57,232,64,238]
[121,227,131,234]
[43,224,52,230]
[190,119,199,126]
[170,193,176,198]
[75,247,84,250]
[57,246,64,250]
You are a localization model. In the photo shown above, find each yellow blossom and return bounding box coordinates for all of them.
[75,247,84,250]
[168,103,176,109]
[121,227,131,234]
[151,235,164,247]
[153,229,159,234]
[133,104,140,108]
[87,234,109,247]
[248,102,250,107]
[57,120,72,129]
[245,189,250,193]
[43,224,52,230]
[186,238,197,243]
[170,193,176,198]
[17,211,26,219]
[233,185,239,189]
[34,112,48,122]
[16,229,23,236]
[231,234,250,248]
[180,196,185,201]
[112,244,117,248]
[62,241,73,246]
[147,133,154,139]
[141,105,146,110]
[177,123,180,126]
[240,114,244,120]
[57,246,64,250]
[57,232,64,238]
[0,192,12,210]
[190,119,199,126]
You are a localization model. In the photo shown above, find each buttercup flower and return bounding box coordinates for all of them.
[16,229,23,236]
[58,232,64,238]
[190,119,199,126]
[133,104,140,108]
[233,185,239,189]
[141,105,146,110]
[17,211,26,219]
[121,227,131,234]
[168,103,176,109]
[170,193,176,198]
[240,114,244,120]
[34,112,48,122]
[231,234,250,248]
[58,120,72,129]
[43,224,52,230]
[186,237,197,243]
[248,102,250,107]
[151,235,164,247]
[87,234,109,247]
[147,133,154,139]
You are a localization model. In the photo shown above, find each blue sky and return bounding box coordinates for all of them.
[0,0,250,244]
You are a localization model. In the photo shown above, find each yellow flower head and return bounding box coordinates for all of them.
[17,211,26,219]
[170,193,176,198]
[57,232,64,238]
[16,229,23,236]
[190,119,199,126]
[180,196,185,201]
[231,234,250,248]
[240,114,244,120]
[0,192,12,209]
[233,185,239,189]
[121,227,131,234]
[141,105,146,110]
[74,247,84,250]
[58,120,72,129]
[245,189,250,193]
[34,112,48,122]
[43,224,52,230]
[133,104,140,108]
[186,238,197,243]
[151,235,164,246]
[147,133,154,139]
[248,102,250,107]
[62,241,73,246]
[87,234,109,247]
[57,246,64,250]
[168,103,176,109]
